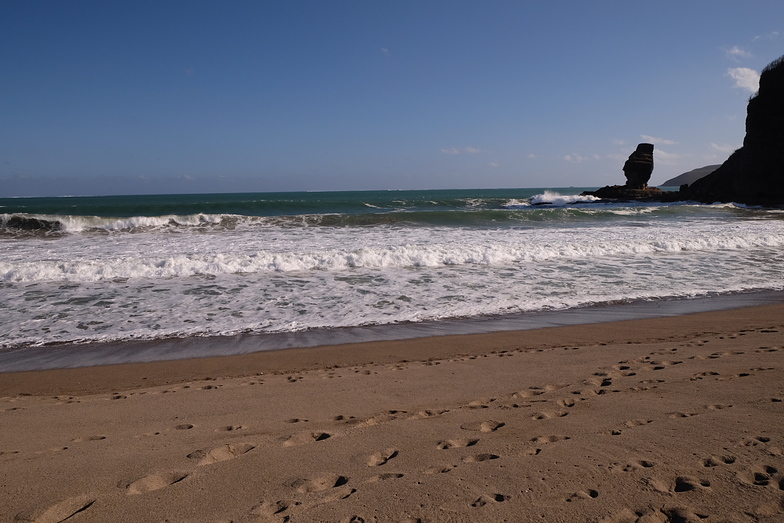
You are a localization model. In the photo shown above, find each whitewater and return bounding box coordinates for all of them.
[1,188,783,350]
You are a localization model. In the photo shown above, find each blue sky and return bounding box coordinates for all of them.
[2,1,783,196]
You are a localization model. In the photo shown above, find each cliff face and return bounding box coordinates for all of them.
[685,55,784,205]
[660,165,720,187]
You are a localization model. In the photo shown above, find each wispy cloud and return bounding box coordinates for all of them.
[611,139,626,146]
[640,135,677,145]
[441,146,489,155]
[563,154,591,163]
[488,162,500,168]
[722,45,752,60]
[526,153,537,159]
[727,67,760,92]
[654,149,688,165]
[563,153,602,163]
[753,31,780,41]
[710,143,737,154]
[380,48,391,57]
[464,146,487,154]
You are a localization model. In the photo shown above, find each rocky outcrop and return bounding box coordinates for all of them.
[582,143,668,200]
[623,143,655,189]
[683,55,784,204]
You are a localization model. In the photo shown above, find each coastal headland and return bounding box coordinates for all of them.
[585,54,784,206]
[2,303,784,522]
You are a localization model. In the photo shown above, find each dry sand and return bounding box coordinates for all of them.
[1,304,783,522]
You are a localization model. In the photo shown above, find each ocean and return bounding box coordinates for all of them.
[2,188,784,365]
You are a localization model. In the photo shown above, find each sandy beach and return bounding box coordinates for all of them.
[2,304,784,522]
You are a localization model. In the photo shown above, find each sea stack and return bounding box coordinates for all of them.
[623,143,654,189]
[683,54,784,204]
[582,142,665,200]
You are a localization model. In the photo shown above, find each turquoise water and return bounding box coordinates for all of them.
[2,188,784,351]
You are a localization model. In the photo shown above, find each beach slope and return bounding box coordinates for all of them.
[2,304,784,522]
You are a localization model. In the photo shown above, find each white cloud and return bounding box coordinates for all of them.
[488,162,500,168]
[611,139,626,146]
[710,143,737,154]
[640,134,677,145]
[723,45,752,60]
[753,31,779,41]
[727,67,760,92]
[654,149,688,165]
[526,153,537,159]
[563,154,586,163]
[380,48,391,57]
[464,146,487,154]
[441,146,489,155]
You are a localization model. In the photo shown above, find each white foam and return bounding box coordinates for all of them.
[3,220,784,284]
[528,190,601,206]
[3,208,784,349]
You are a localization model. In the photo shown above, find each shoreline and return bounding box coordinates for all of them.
[2,299,783,397]
[2,299,783,521]
[2,289,784,375]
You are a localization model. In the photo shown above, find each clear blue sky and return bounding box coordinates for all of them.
[2,1,783,196]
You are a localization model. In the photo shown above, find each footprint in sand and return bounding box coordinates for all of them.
[604,506,709,523]
[125,471,189,494]
[437,438,479,450]
[407,409,449,419]
[14,495,96,523]
[668,412,698,419]
[470,493,509,507]
[614,460,655,472]
[462,453,499,463]
[290,474,349,493]
[530,434,570,444]
[71,435,106,442]
[565,489,599,502]
[532,411,568,420]
[741,435,771,447]
[673,476,711,492]
[513,389,545,399]
[367,448,398,466]
[424,465,457,474]
[249,499,294,518]
[465,398,494,409]
[702,455,736,467]
[460,420,504,432]
[189,443,256,465]
[624,419,653,428]
[737,465,779,487]
[367,473,404,482]
[282,431,332,447]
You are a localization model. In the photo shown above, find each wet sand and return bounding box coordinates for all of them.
[2,304,784,522]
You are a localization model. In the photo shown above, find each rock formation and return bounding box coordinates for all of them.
[683,55,784,204]
[582,143,666,200]
[623,143,655,189]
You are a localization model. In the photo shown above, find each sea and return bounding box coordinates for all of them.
[2,188,784,369]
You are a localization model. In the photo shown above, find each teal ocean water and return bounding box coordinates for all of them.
[2,188,784,352]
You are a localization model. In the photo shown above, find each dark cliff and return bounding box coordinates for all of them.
[661,165,720,187]
[684,55,784,205]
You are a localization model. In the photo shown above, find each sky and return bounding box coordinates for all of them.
[2,1,783,197]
